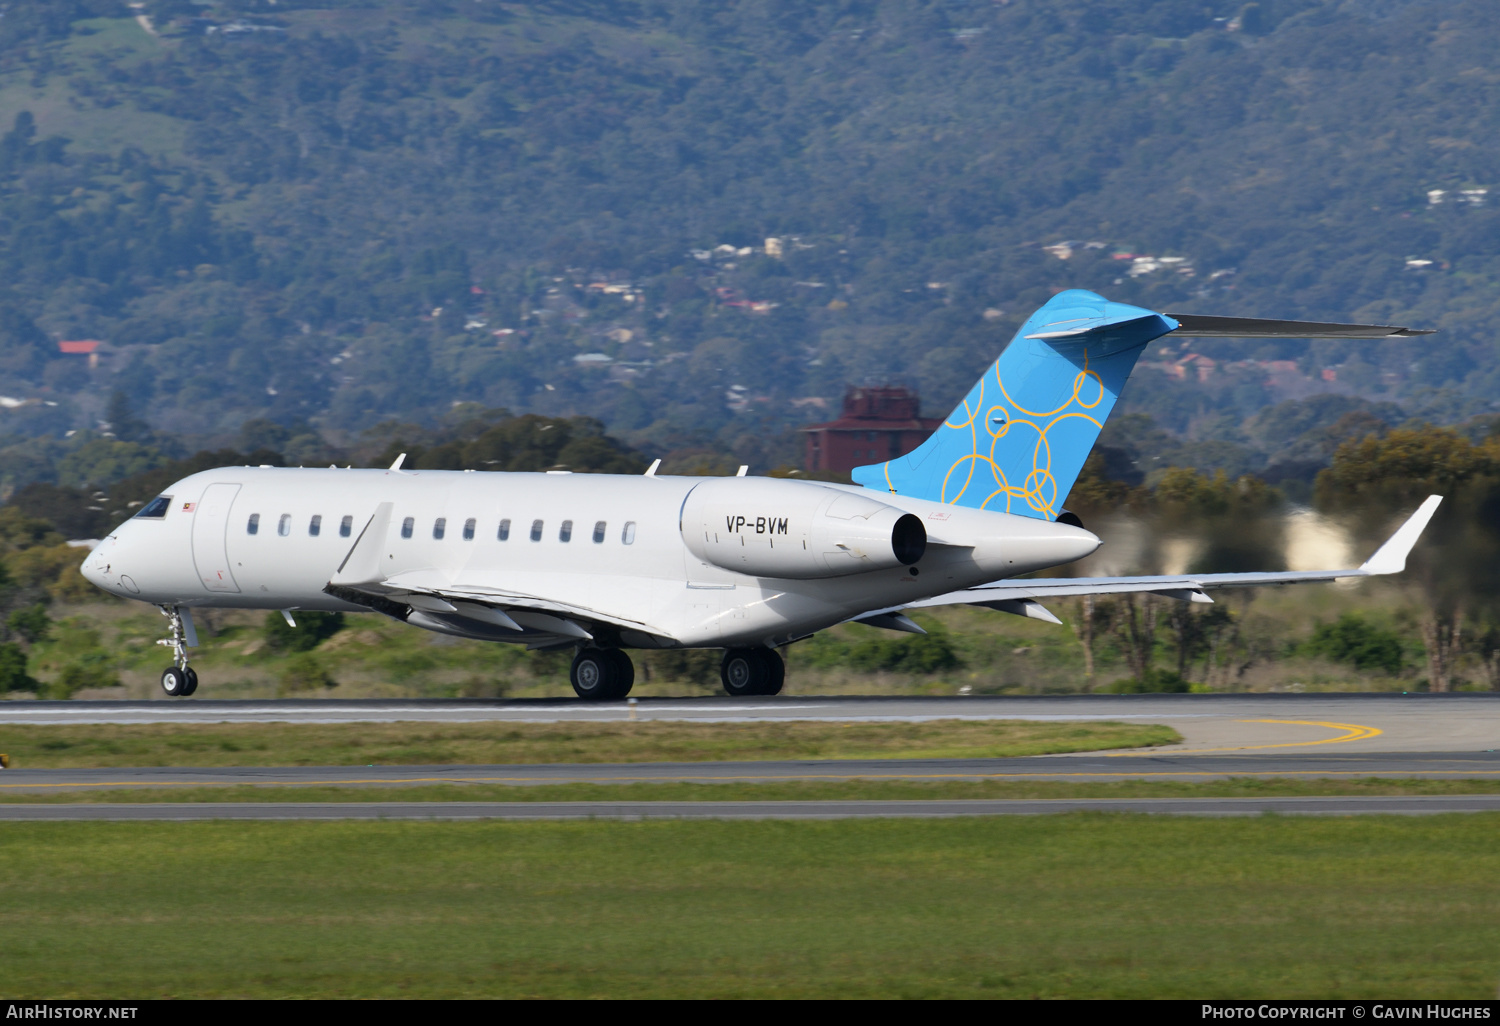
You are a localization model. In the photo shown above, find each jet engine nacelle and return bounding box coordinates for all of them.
[680,478,926,580]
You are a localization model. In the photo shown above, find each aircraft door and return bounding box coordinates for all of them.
[191,482,242,593]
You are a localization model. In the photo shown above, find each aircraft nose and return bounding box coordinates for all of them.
[79,538,117,590]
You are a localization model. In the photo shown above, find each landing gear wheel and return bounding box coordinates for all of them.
[763,649,785,696]
[721,648,780,697]
[155,606,197,698]
[161,666,188,697]
[608,649,635,699]
[571,648,632,701]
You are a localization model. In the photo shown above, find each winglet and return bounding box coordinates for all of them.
[1358,495,1443,575]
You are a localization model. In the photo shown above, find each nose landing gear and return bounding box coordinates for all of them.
[156,606,199,698]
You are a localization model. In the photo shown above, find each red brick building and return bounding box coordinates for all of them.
[803,386,942,474]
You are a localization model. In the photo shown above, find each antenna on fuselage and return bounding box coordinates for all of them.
[736,465,748,477]
[644,459,661,477]
[389,453,406,471]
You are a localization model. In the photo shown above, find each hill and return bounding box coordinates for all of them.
[0,0,1493,492]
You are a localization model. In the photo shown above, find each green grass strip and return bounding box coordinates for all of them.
[5,815,1500,997]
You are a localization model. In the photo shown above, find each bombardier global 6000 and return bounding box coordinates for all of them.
[79,290,1441,699]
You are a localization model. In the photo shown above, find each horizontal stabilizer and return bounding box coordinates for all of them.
[1164,313,1435,339]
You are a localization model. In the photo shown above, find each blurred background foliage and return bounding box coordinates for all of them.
[0,0,1494,695]
[0,0,1487,498]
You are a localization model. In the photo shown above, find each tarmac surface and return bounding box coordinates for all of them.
[5,751,1500,793]
[6,695,1500,817]
[4,692,1499,752]
[6,795,1500,820]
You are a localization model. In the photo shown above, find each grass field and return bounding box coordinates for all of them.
[0,719,1179,768]
[4,815,1500,998]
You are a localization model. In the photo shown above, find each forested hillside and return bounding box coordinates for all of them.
[0,0,1494,493]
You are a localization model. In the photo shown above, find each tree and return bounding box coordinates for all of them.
[1102,594,1159,685]
[1317,426,1500,691]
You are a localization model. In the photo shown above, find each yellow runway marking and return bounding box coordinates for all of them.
[1109,719,1384,757]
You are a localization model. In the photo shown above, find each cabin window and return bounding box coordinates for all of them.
[247,513,260,535]
[592,521,606,543]
[277,514,291,537]
[401,517,414,539]
[433,517,446,540]
[309,515,322,537]
[136,496,171,519]
[498,518,511,541]
[463,518,476,540]
[530,519,544,542]
[339,515,353,538]
[559,520,573,543]
[621,521,636,545]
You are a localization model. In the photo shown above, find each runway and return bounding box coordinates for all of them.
[4,693,1499,753]
[6,795,1500,820]
[6,750,1500,792]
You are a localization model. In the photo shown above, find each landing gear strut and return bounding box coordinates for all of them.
[157,606,198,698]
[720,648,784,697]
[570,647,634,701]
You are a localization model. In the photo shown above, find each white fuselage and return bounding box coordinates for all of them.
[80,468,1098,649]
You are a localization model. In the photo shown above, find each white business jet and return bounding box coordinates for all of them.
[79,291,1439,699]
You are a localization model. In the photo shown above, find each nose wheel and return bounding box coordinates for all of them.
[156,606,199,698]
[161,666,198,697]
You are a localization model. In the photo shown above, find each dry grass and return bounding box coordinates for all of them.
[5,775,1500,804]
[0,718,1179,769]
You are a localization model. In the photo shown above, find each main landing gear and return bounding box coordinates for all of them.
[157,606,198,698]
[569,646,785,700]
[720,648,784,697]
[570,647,635,701]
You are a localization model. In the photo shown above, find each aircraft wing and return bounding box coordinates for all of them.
[855,496,1442,629]
[323,503,675,648]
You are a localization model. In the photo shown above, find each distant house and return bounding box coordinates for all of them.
[58,340,103,369]
[802,386,942,474]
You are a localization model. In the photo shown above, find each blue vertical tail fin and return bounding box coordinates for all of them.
[852,290,1177,519]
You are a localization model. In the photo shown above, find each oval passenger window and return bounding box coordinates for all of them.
[559,520,572,542]
[530,519,544,542]
[592,521,606,543]
[463,518,476,541]
[339,515,353,538]
[401,517,414,539]
[498,518,511,541]
[247,513,260,536]
[621,521,636,545]
[433,518,446,540]
[277,514,291,537]
[309,515,322,537]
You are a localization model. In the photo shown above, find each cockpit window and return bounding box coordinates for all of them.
[136,496,171,519]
